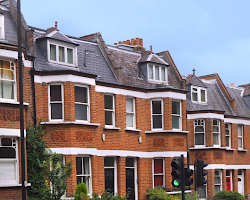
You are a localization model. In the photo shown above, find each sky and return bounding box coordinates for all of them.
[21,0,250,86]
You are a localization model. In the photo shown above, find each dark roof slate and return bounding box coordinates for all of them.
[139,53,168,66]
[186,75,207,88]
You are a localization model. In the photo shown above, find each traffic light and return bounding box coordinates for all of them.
[184,167,193,186]
[171,158,183,187]
[195,160,208,188]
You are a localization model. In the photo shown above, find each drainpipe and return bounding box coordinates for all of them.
[31,57,36,125]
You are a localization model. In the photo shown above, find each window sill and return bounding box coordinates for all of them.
[104,125,120,130]
[0,100,29,106]
[0,183,31,187]
[191,101,207,105]
[41,121,100,127]
[145,129,189,134]
[125,128,141,132]
[189,147,227,150]
[237,148,247,152]
[225,148,235,151]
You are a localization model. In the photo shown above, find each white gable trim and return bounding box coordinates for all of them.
[187,113,224,120]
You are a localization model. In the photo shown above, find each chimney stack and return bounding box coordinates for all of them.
[131,38,135,45]
[114,43,117,45]
[139,39,143,46]
[55,21,58,30]
[150,45,153,52]
[127,40,131,45]
[136,38,140,45]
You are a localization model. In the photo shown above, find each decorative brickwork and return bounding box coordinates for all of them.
[153,138,165,147]
[213,152,223,159]
[195,152,206,160]
[51,131,65,141]
[173,138,184,146]
[75,131,93,142]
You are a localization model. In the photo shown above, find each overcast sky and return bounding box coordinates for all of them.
[21,0,250,86]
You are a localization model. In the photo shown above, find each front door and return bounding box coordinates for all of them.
[226,177,230,191]
[238,170,244,196]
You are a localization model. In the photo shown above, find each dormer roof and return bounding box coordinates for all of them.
[186,75,207,88]
[138,52,169,66]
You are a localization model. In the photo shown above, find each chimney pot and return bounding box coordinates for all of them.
[114,43,117,45]
[139,38,143,46]
[136,38,139,45]
[127,40,131,45]
[231,83,234,86]
[55,21,58,30]
[131,38,135,45]
[119,41,122,44]
[123,41,127,44]
[150,45,152,52]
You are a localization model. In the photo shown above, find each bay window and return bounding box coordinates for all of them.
[153,158,164,187]
[172,101,181,130]
[76,157,91,194]
[126,97,135,128]
[0,138,17,183]
[0,60,15,100]
[49,84,63,120]
[151,100,163,130]
[195,119,205,146]
[75,85,89,121]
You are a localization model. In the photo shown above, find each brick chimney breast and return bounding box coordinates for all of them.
[55,21,58,30]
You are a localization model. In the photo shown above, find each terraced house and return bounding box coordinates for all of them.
[2,0,250,199]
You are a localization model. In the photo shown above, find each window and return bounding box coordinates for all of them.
[0,15,5,39]
[191,86,207,103]
[0,138,17,182]
[76,157,91,194]
[126,158,137,200]
[75,85,89,121]
[126,97,135,128]
[104,94,115,126]
[225,124,231,148]
[151,100,163,130]
[172,101,181,130]
[49,41,75,66]
[213,120,220,147]
[104,157,117,195]
[238,125,243,149]
[148,64,167,82]
[153,158,164,187]
[0,60,15,100]
[214,170,222,194]
[195,119,205,146]
[49,84,63,120]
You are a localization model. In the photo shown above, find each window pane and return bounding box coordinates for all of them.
[0,162,16,181]
[161,67,165,81]
[226,170,230,176]
[105,111,113,125]
[83,157,89,174]
[105,168,114,194]
[172,101,180,115]
[238,126,242,136]
[192,92,198,101]
[76,157,82,175]
[201,89,206,102]
[172,116,180,129]
[226,137,230,147]
[149,64,153,79]
[1,138,12,146]
[153,115,162,129]
[195,133,204,145]
[152,101,161,114]
[59,46,65,62]
[50,44,56,61]
[51,103,62,119]
[238,138,242,148]
[195,126,204,133]
[0,147,16,158]
[213,126,219,132]
[75,104,87,121]
[213,133,219,145]
[154,175,163,187]
[67,48,73,64]
[214,176,221,184]
[197,185,206,198]
[126,98,133,112]
[126,158,134,167]
[126,113,133,128]
[50,85,62,101]
[104,157,114,167]
[104,95,113,110]
[0,80,14,99]
[154,159,163,173]
[225,129,230,136]
[215,185,221,194]
[75,86,87,103]
[155,66,159,80]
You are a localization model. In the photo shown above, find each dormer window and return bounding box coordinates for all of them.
[148,64,167,83]
[48,40,76,67]
[0,14,4,40]
[191,86,207,103]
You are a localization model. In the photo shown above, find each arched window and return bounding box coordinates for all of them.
[195,119,205,146]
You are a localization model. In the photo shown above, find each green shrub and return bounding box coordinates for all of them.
[91,191,126,200]
[214,191,245,200]
[75,182,88,200]
[146,188,179,200]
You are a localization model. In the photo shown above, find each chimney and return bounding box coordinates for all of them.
[127,40,131,45]
[139,38,143,46]
[136,38,139,45]
[123,41,126,44]
[118,41,122,44]
[131,38,135,45]
[193,68,196,76]
[55,21,58,30]
[150,45,153,52]
[231,83,234,86]
[114,43,117,45]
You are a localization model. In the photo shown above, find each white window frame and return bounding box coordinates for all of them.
[76,156,92,196]
[126,97,136,129]
[238,125,243,149]
[0,14,5,40]
[0,60,16,102]
[151,99,163,130]
[49,83,64,121]
[197,175,207,200]
[152,158,165,188]
[191,86,207,104]
[47,39,77,67]
[226,170,233,191]
[74,84,90,122]
[125,158,138,200]
[0,137,18,184]
[214,170,222,194]
[104,94,115,127]
[172,100,181,130]
[213,120,220,147]
[225,123,231,148]
[147,64,168,83]
[194,119,205,147]
[104,157,117,195]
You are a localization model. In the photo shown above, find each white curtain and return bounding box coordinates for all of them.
[0,69,14,99]
[0,161,16,181]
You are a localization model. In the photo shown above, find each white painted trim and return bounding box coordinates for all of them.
[0,14,5,40]
[225,118,250,125]
[187,113,224,120]
[145,130,188,134]
[0,100,29,106]
[34,74,96,85]
[0,49,32,68]
[0,128,26,137]
[40,121,100,126]
[205,164,250,170]
[96,85,186,100]
[49,148,187,158]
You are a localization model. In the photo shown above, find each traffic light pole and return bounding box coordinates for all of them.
[181,155,185,200]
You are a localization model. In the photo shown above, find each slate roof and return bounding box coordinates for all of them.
[107,46,181,89]
[138,53,169,66]
[186,75,207,88]
[33,29,119,85]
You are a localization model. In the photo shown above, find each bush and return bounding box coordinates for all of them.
[214,191,245,200]
[146,188,179,200]
[75,182,88,200]
[91,191,127,200]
